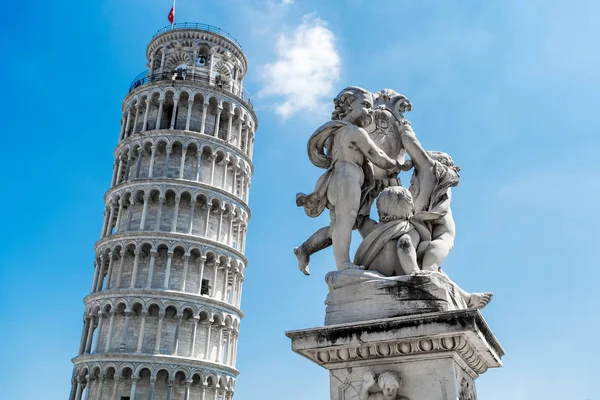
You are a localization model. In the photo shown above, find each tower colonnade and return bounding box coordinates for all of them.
[70,23,257,400]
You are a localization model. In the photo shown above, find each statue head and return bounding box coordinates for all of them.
[428,151,460,174]
[332,86,374,127]
[377,371,402,400]
[376,186,414,222]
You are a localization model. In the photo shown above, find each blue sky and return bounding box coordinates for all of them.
[1,1,599,399]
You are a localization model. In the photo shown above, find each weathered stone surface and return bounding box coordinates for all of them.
[287,310,503,400]
[324,269,468,326]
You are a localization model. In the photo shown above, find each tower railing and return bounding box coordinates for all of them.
[152,23,243,49]
[129,70,254,109]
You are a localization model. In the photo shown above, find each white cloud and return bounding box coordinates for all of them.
[259,14,340,118]
[280,0,294,4]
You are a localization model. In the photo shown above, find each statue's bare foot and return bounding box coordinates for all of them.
[468,292,493,309]
[341,261,365,271]
[294,246,310,276]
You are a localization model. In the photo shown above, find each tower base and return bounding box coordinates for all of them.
[286,310,503,400]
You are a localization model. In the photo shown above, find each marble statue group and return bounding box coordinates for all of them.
[294,87,492,310]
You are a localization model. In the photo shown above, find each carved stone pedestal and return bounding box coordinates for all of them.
[286,310,503,400]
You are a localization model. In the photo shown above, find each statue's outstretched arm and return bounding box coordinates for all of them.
[398,124,433,172]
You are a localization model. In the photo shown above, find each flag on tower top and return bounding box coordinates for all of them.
[168,6,175,24]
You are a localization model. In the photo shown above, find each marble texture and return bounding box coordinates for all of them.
[324,270,468,326]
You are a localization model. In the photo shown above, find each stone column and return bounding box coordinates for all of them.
[74,377,85,400]
[140,195,149,230]
[214,107,222,137]
[216,208,224,242]
[212,262,219,299]
[179,148,187,178]
[120,311,131,352]
[136,311,147,353]
[170,99,179,130]
[200,103,208,134]
[243,126,249,154]
[188,199,197,235]
[230,273,238,305]
[105,203,116,237]
[92,312,104,353]
[115,158,124,186]
[97,376,105,400]
[148,145,156,177]
[130,249,140,288]
[236,278,244,308]
[181,254,190,291]
[100,208,109,239]
[166,380,174,400]
[146,250,157,288]
[185,100,194,131]
[156,99,164,129]
[126,196,135,231]
[119,113,126,140]
[228,216,235,246]
[184,380,192,400]
[105,251,115,289]
[124,110,132,138]
[124,151,133,180]
[129,377,139,400]
[115,251,125,287]
[197,256,206,295]
[172,315,183,355]
[200,385,206,400]
[78,317,89,355]
[111,376,121,400]
[189,316,199,357]
[114,199,124,234]
[135,147,143,179]
[171,195,181,232]
[84,316,95,354]
[226,111,233,141]
[232,168,238,197]
[154,313,165,354]
[155,196,165,231]
[104,311,115,352]
[217,325,224,362]
[132,104,140,134]
[209,154,217,185]
[148,377,156,400]
[204,322,212,360]
[204,204,212,238]
[195,152,202,181]
[221,158,229,189]
[221,264,229,302]
[164,251,174,289]
[164,148,172,178]
[90,259,100,293]
[237,120,243,148]
[142,100,151,131]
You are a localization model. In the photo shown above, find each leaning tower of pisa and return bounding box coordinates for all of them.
[69,23,257,400]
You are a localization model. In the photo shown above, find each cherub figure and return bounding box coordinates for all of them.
[359,371,408,400]
[296,87,403,272]
[354,186,492,309]
[295,92,412,275]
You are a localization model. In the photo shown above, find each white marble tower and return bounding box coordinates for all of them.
[70,23,257,400]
